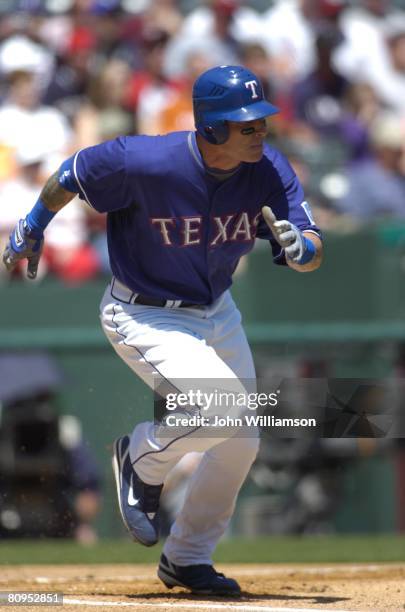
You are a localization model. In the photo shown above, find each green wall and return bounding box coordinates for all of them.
[1,225,403,536]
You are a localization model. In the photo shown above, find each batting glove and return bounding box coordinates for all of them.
[262,206,309,263]
[3,219,44,279]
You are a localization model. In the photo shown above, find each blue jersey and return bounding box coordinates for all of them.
[72,131,320,304]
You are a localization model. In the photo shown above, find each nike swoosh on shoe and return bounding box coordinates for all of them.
[127,473,140,507]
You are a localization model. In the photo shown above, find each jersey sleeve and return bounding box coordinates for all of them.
[256,146,322,265]
[73,137,132,213]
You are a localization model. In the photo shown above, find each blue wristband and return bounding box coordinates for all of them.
[297,236,316,265]
[25,198,56,237]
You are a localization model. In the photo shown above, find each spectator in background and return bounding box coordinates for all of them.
[335,1,405,112]
[126,29,179,135]
[0,141,100,284]
[1,0,403,239]
[335,112,405,220]
[74,58,134,148]
[157,51,214,134]
[260,0,347,90]
[0,68,72,180]
[163,0,262,80]
[85,0,138,69]
[33,7,74,58]
[339,82,383,162]
[42,26,97,123]
[0,24,55,92]
[292,23,349,137]
[140,0,183,40]
[387,16,405,79]
[381,16,405,111]
[48,1,141,75]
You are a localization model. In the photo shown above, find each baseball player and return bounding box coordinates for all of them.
[3,65,323,596]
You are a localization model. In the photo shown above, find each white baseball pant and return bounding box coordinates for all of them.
[100,281,259,565]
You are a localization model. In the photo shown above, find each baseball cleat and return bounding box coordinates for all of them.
[112,435,163,547]
[157,553,241,596]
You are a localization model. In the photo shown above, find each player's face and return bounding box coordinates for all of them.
[223,118,268,163]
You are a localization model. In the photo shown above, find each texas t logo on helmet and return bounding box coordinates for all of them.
[192,65,279,145]
[245,80,259,99]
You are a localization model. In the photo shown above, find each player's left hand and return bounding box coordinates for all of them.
[261,205,307,263]
[2,219,44,279]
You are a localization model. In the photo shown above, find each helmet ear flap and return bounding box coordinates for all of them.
[201,121,229,145]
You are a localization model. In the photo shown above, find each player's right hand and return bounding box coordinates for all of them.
[2,219,44,280]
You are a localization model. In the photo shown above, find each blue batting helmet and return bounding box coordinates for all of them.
[192,65,279,145]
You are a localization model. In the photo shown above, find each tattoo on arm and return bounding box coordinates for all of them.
[40,172,77,212]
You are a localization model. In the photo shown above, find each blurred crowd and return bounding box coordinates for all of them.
[1,0,405,284]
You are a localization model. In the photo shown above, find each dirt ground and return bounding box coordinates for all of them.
[0,563,404,611]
